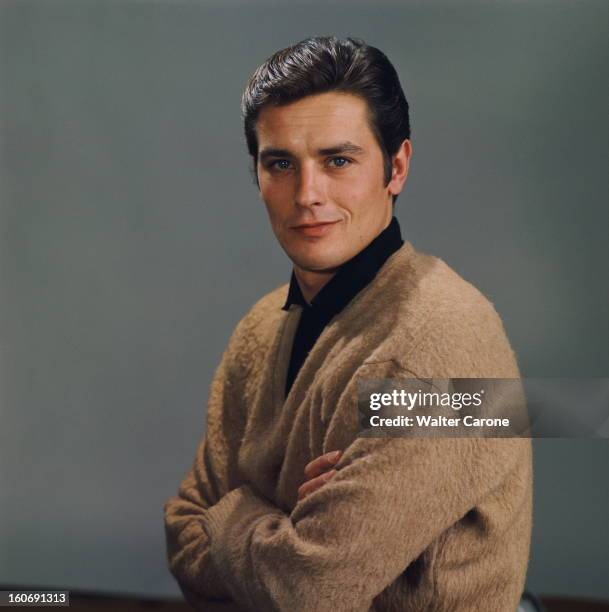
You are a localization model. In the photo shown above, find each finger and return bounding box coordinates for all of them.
[297,469,338,501]
[297,470,336,501]
[303,450,342,480]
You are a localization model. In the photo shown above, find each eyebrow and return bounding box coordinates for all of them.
[259,141,365,161]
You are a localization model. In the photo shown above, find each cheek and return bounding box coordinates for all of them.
[260,184,290,225]
[330,170,380,206]
[260,173,290,201]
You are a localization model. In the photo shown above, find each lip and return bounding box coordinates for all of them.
[292,220,340,237]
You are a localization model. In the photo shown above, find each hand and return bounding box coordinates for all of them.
[297,450,342,501]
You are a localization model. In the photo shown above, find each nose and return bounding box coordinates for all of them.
[294,162,324,208]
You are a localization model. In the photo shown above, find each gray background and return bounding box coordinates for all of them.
[1,0,608,602]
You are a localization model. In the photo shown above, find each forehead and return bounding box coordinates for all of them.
[256,92,375,150]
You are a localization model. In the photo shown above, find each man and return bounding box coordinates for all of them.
[164,37,532,611]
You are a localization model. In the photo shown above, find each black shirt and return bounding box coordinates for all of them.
[281,216,404,399]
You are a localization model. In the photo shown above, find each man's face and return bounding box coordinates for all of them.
[255,92,403,274]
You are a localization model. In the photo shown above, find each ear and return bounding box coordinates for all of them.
[251,157,261,191]
[388,139,413,197]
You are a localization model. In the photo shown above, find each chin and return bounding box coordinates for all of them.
[288,247,346,272]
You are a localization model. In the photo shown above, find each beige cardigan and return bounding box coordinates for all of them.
[164,241,533,611]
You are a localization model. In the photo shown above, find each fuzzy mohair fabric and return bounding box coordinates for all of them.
[164,241,533,612]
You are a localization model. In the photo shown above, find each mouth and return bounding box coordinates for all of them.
[292,220,340,237]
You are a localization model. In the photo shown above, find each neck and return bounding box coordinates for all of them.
[293,265,338,305]
[293,213,395,304]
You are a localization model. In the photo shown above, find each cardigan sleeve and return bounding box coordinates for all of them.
[163,340,248,609]
[201,426,528,612]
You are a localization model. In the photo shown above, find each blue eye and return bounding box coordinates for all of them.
[271,159,292,171]
[329,157,350,168]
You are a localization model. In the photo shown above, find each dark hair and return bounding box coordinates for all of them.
[241,36,411,203]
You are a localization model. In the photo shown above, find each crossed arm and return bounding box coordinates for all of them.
[164,442,341,611]
[163,322,526,611]
[165,415,522,612]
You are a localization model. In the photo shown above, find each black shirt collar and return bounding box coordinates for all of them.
[281,216,404,315]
